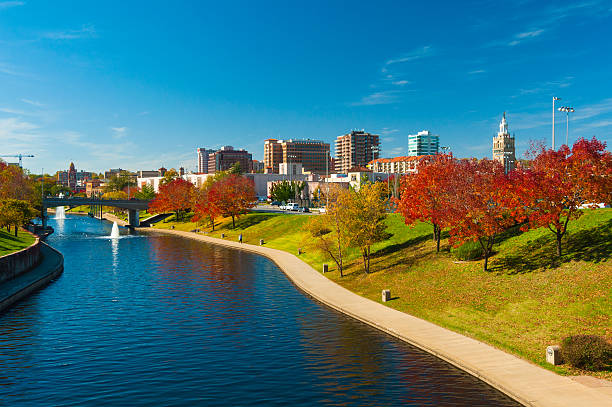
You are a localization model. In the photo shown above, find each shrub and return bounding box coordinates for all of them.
[451,240,483,261]
[560,335,612,371]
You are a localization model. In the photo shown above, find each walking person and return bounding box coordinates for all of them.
[239,234,242,244]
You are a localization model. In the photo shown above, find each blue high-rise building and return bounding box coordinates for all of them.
[408,130,439,156]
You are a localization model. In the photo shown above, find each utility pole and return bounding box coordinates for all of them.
[558,106,575,146]
[552,97,561,149]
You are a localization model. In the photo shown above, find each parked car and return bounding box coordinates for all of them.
[270,201,281,206]
[286,203,299,211]
[299,207,310,213]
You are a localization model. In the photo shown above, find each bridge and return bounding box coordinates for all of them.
[42,197,151,228]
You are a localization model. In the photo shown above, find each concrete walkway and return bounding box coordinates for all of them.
[139,228,611,407]
[0,243,64,312]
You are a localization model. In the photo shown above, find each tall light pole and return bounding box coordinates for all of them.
[558,106,575,147]
[552,97,561,149]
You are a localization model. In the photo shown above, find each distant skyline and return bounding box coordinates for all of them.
[1,0,611,173]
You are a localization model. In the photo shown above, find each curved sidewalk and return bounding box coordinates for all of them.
[143,228,612,407]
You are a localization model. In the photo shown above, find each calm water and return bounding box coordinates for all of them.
[0,216,519,406]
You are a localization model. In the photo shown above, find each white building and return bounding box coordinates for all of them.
[368,155,429,174]
[197,147,215,173]
[492,112,516,174]
[408,130,439,156]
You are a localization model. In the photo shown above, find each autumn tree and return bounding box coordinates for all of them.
[0,161,35,202]
[447,159,521,271]
[149,178,195,221]
[0,199,38,237]
[517,137,612,257]
[192,184,222,231]
[396,154,456,252]
[306,185,351,276]
[208,174,256,228]
[105,171,136,193]
[160,168,180,185]
[343,182,388,274]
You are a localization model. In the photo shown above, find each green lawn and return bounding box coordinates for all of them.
[0,228,36,257]
[152,208,612,379]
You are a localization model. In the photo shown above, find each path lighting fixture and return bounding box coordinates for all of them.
[552,97,561,149]
[557,106,575,147]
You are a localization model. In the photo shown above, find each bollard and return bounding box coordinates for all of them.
[221,233,225,238]
[298,248,302,255]
[260,239,264,245]
[382,289,391,302]
[171,225,175,229]
[322,264,328,273]
[546,346,562,365]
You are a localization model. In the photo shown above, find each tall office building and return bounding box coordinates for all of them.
[197,148,215,173]
[492,112,516,174]
[334,130,380,173]
[208,146,253,174]
[263,139,330,175]
[408,130,439,156]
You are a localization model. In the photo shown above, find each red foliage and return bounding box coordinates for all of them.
[149,178,194,219]
[396,154,457,252]
[516,137,611,256]
[208,174,256,228]
[192,186,222,230]
[447,159,521,271]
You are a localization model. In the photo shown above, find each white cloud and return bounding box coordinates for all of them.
[468,69,486,75]
[352,91,400,106]
[392,80,410,86]
[21,98,43,107]
[111,126,127,139]
[386,46,434,66]
[0,1,24,9]
[42,24,96,40]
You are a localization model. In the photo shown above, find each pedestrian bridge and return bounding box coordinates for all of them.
[42,197,151,227]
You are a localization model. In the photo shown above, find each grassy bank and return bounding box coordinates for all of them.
[0,228,36,257]
[151,209,612,379]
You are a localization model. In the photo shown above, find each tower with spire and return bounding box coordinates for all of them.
[492,112,516,173]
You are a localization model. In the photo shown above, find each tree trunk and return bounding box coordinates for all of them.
[436,227,441,253]
[231,215,235,228]
[556,232,562,257]
[14,225,18,237]
[210,216,215,231]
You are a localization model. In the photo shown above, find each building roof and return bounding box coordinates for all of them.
[368,155,432,165]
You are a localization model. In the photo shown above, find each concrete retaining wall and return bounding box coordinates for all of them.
[0,236,41,284]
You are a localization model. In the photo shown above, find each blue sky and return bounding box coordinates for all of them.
[1,0,611,173]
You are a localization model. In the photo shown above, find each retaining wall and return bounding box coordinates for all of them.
[0,236,41,284]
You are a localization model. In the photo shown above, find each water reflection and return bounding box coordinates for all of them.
[0,216,519,406]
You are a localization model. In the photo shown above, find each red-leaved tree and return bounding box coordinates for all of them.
[448,159,522,271]
[396,154,457,252]
[192,185,222,231]
[149,178,195,221]
[209,174,256,228]
[517,137,611,257]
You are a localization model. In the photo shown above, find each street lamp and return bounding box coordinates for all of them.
[557,106,575,147]
[552,97,561,149]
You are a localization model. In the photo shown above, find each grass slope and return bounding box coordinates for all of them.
[0,228,36,257]
[152,209,612,378]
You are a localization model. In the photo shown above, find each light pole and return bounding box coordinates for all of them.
[557,106,575,147]
[552,96,561,149]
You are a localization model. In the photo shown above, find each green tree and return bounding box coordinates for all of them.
[160,168,180,185]
[343,183,388,274]
[135,184,156,200]
[269,180,305,203]
[0,199,38,236]
[106,171,136,192]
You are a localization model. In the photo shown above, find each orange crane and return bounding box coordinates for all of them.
[0,154,34,168]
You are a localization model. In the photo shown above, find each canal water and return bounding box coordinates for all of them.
[0,216,519,406]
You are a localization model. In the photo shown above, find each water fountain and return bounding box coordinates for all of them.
[110,221,120,238]
[54,206,66,220]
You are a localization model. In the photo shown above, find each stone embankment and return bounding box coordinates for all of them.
[0,233,63,312]
[140,227,612,407]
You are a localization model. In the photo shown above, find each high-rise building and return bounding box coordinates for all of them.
[197,148,215,173]
[334,130,380,173]
[492,112,516,174]
[408,130,439,156]
[264,139,330,175]
[208,146,253,174]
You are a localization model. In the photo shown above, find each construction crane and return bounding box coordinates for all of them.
[0,154,34,168]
